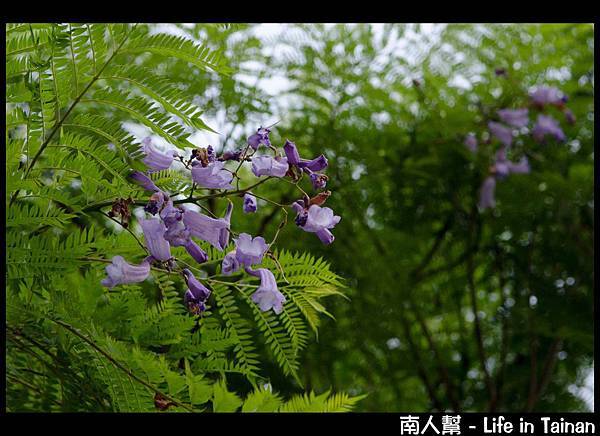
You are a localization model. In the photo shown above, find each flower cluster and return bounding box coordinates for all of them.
[464,84,575,210]
[101,127,339,316]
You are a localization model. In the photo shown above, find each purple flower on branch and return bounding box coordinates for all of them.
[251,155,289,178]
[245,267,286,314]
[182,205,231,251]
[101,255,151,289]
[191,161,233,189]
[294,204,341,245]
[141,137,175,172]
[488,122,514,148]
[234,233,268,267]
[529,86,565,108]
[222,250,241,276]
[183,269,211,314]
[247,127,272,150]
[131,171,159,192]
[283,140,328,171]
[243,193,258,213]
[464,134,478,153]
[532,115,566,143]
[140,218,171,262]
[497,108,529,128]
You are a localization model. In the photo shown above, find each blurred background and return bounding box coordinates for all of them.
[124,23,595,411]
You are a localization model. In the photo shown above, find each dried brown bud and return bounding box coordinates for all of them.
[309,190,332,206]
[154,392,175,411]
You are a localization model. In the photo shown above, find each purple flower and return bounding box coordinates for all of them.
[296,204,341,245]
[479,176,497,210]
[130,171,159,192]
[191,161,233,189]
[182,207,230,251]
[247,127,272,150]
[283,140,328,171]
[251,155,289,178]
[141,137,175,172]
[184,240,208,264]
[218,202,234,250]
[493,148,531,180]
[488,122,514,147]
[464,134,478,153]
[222,250,240,276]
[532,115,566,143]
[497,108,529,128]
[139,218,171,261]
[243,193,258,213]
[309,173,328,190]
[183,269,211,314]
[234,233,268,267]
[245,267,286,314]
[529,86,565,107]
[101,255,151,289]
[220,149,243,161]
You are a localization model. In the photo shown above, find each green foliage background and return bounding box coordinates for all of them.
[5,23,594,412]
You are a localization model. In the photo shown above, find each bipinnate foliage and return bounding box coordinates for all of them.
[5,23,362,412]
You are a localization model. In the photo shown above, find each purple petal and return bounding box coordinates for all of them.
[191,161,233,189]
[245,267,286,314]
[283,140,301,165]
[243,193,258,213]
[222,250,241,276]
[101,256,150,289]
[235,233,268,267]
[142,138,175,172]
[184,240,208,264]
[182,209,229,251]
[251,155,289,178]
[497,108,529,128]
[488,121,514,147]
[139,218,171,261]
[532,115,566,143]
[130,171,159,191]
[479,176,497,210]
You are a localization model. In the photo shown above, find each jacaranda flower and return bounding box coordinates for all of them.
[497,108,529,128]
[479,148,531,210]
[245,267,286,314]
[295,204,341,245]
[191,161,233,189]
[183,269,211,314]
[101,255,151,289]
[222,250,241,275]
[234,233,268,267]
[247,127,272,150]
[243,193,258,213]
[218,202,234,250]
[144,191,167,215]
[283,140,328,171]
[532,114,566,143]
[140,218,171,261]
[182,207,230,251]
[464,134,478,153]
[131,171,159,192]
[251,155,289,178]
[564,109,576,125]
[142,137,175,172]
[529,86,565,108]
[488,121,514,147]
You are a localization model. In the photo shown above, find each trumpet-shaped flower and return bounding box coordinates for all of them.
[529,86,565,107]
[131,171,159,192]
[497,108,529,128]
[294,204,341,245]
[101,256,151,289]
[222,250,241,275]
[251,155,289,178]
[191,161,233,189]
[182,207,230,251]
[488,121,514,147]
[139,218,171,261]
[234,233,268,267]
[247,127,272,150]
[532,115,566,143]
[243,193,258,213]
[183,269,211,314]
[142,137,175,172]
[283,140,328,171]
[245,267,286,314]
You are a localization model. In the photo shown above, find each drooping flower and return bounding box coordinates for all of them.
[309,172,328,190]
[295,204,341,245]
[191,161,233,189]
[283,140,328,171]
[234,233,268,267]
[247,127,272,150]
[139,218,171,261]
[529,86,565,107]
[497,108,529,128]
[243,193,258,213]
[182,207,230,251]
[245,267,286,314]
[182,269,211,314]
[101,255,151,289]
[532,115,566,143]
[184,240,208,264]
[131,171,159,192]
[141,137,175,172]
[251,155,289,178]
[220,149,243,161]
[464,134,478,153]
[221,250,240,276]
[218,202,234,250]
[488,121,514,147]
[479,176,497,209]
